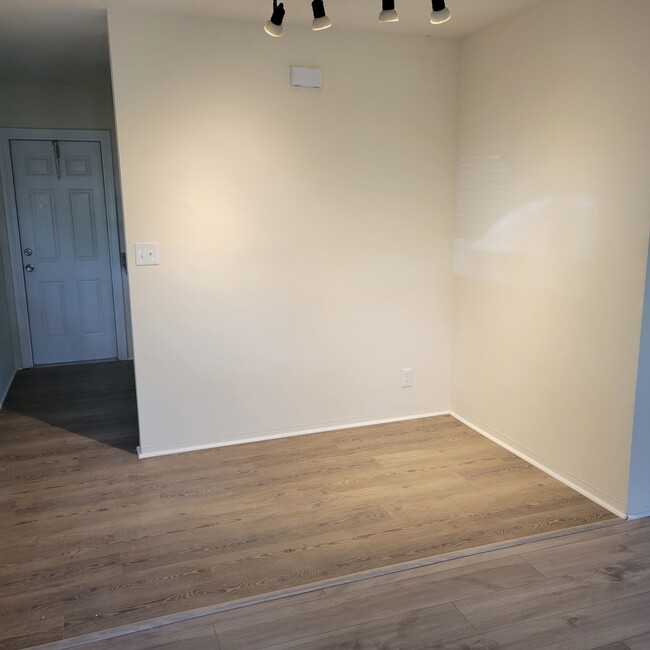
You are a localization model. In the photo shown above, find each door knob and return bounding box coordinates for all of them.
[24,248,33,256]
[25,264,35,272]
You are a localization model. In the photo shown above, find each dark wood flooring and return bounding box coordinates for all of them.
[0,362,617,649]
[2,361,138,453]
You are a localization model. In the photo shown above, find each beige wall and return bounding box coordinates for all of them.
[108,12,458,455]
[452,0,650,514]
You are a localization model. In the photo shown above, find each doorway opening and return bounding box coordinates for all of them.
[0,128,129,368]
[0,128,139,453]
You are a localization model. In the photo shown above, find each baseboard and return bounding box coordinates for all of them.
[450,409,628,520]
[627,510,650,520]
[137,409,451,459]
[137,408,631,520]
[0,368,16,410]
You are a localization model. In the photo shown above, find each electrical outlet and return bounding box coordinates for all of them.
[401,368,413,388]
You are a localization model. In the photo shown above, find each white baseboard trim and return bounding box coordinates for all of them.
[450,410,628,520]
[0,368,17,410]
[627,510,650,520]
[137,409,451,459]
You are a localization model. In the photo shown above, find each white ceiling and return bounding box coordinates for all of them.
[0,0,541,84]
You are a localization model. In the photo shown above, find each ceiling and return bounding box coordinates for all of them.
[0,0,541,84]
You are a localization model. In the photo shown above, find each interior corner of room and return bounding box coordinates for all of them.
[1,0,649,519]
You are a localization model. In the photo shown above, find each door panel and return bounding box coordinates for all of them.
[40,282,67,337]
[10,139,118,365]
[70,191,99,259]
[31,191,59,259]
[78,280,104,334]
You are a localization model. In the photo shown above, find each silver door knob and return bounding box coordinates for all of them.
[25,264,34,272]
[24,248,33,256]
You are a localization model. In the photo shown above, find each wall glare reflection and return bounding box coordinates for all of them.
[454,154,598,291]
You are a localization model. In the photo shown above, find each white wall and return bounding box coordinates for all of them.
[629,242,650,517]
[453,0,650,514]
[108,11,458,456]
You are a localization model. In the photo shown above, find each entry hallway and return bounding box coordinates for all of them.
[0,363,616,648]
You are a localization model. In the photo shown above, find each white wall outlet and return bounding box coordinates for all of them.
[401,368,413,388]
[134,242,159,266]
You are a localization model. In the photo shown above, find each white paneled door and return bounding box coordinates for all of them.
[10,139,119,365]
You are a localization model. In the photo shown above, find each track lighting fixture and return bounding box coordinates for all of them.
[430,0,451,24]
[264,0,285,37]
[264,1,451,36]
[379,0,399,23]
[311,0,332,31]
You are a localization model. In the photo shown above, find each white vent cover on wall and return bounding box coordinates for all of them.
[290,66,323,89]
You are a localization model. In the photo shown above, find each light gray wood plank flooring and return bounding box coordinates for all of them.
[67,518,650,650]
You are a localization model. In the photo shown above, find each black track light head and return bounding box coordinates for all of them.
[312,0,332,31]
[264,0,285,37]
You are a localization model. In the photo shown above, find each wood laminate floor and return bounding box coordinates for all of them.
[0,362,617,649]
[67,517,650,650]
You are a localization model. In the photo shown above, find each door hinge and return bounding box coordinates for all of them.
[120,252,128,274]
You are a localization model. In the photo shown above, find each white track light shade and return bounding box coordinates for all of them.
[430,0,451,24]
[312,16,332,30]
[312,0,332,30]
[264,0,285,37]
[430,7,450,23]
[264,21,283,36]
[378,10,399,22]
[379,0,399,22]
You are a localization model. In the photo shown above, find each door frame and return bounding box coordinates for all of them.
[0,128,129,367]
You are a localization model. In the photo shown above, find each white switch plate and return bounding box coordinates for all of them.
[401,368,413,388]
[134,242,159,266]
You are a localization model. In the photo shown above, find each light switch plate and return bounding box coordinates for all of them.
[134,242,159,266]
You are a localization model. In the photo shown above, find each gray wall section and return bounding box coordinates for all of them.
[629,239,650,516]
[0,279,16,405]
[0,82,116,130]
[0,180,18,406]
